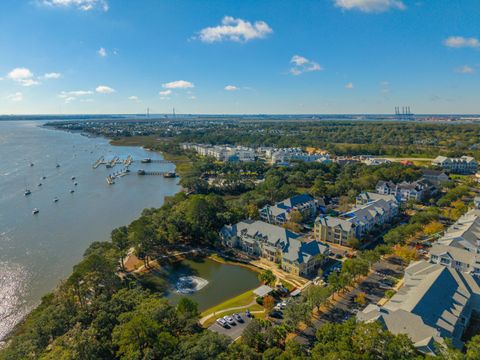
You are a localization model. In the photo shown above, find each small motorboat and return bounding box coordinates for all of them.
[24,189,31,196]
[37,183,42,187]
[74,182,78,186]
[56,163,60,168]
[71,176,76,180]
[53,197,59,203]
[70,189,75,194]
[41,176,46,180]
[30,163,34,167]
[32,208,39,215]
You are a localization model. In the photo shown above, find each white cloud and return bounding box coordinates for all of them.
[289,55,322,75]
[334,0,405,12]
[42,72,62,79]
[198,16,273,43]
[5,92,23,102]
[380,81,390,93]
[224,85,238,91]
[58,90,93,102]
[345,82,354,89]
[95,85,115,93]
[41,0,109,12]
[444,36,480,48]
[162,80,194,89]
[188,95,197,100]
[59,90,93,98]
[159,90,172,96]
[455,65,475,74]
[7,67,40,86]
[128,95,139,101]
[97,47,107,57]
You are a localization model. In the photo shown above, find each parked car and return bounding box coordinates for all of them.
[269,310,283,319]
[216,318,229,328]
[223,315,235,326]
[245,309,252,318]
[233,313,243,322]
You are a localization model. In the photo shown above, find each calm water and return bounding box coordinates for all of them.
[0,121,180,341]
[165,258,260,311]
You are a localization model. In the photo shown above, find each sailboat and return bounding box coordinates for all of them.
[24,177,31,196]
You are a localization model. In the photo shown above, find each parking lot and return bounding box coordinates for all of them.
[295,256,406,345]
[208,313,253,340]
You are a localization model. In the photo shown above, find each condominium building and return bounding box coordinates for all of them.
[432,155,478,174]
[358,260,480,354]
[220,220,329,277]
[181,143,256,162]
[428,209,480,276]
[375,179,434,202]
[259,194,317,225]
[314,193,398,247]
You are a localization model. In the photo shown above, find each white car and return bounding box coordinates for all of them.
[223,315,235,325]
[216,318,228,327]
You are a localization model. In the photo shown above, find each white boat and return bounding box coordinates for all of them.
[24,189,31,196]
[32,208,39,214]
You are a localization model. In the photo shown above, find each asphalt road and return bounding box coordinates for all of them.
[295,256,406,346]
[208,314,253,340]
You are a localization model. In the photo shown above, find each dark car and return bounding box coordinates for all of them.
[245,309,252,318]
[269,311,283,319]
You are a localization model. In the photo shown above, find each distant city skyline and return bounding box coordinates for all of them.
[0,0,479,115]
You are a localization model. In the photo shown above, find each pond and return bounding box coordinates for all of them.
[142,257,261,311]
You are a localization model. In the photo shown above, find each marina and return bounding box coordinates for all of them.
[0,120,180,341]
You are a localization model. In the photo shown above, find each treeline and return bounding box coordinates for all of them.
[173,121,480,157]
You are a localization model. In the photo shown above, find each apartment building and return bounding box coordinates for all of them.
[220,220,329,277]
[433,155,478,174]
[314,193,398,247]
[358,260,480,355]
[259,194,317,225]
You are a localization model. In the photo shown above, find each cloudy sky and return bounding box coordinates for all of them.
[0,0,479,114]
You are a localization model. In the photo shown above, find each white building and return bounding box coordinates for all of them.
[433,155,478,174]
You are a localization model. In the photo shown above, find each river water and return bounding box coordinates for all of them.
[0,120,180,341]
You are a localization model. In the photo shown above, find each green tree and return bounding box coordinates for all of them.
[111,226,129,271]
[258,270,276,286]
[283,301,310,330]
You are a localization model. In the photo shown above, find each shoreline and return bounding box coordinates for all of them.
[0,130,184,346]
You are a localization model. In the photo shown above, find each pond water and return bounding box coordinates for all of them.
[163,257,260,311]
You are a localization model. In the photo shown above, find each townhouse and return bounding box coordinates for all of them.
[220,220,329,277]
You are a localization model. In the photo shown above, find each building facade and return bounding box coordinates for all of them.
[314,193,398,247]
[433,156,478,174]
[220,220,329,277]
[375,179,434,203]
[259,194,317,225]
[428,209,480,277]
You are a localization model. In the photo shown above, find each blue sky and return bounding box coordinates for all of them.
[0,0,479,114]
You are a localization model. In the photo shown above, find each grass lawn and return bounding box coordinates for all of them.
[200,289,265,327]
[200,290,258,318]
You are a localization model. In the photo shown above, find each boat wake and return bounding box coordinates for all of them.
[175,276,209,294]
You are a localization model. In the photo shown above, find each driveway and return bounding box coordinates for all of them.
[208,314,253,341]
